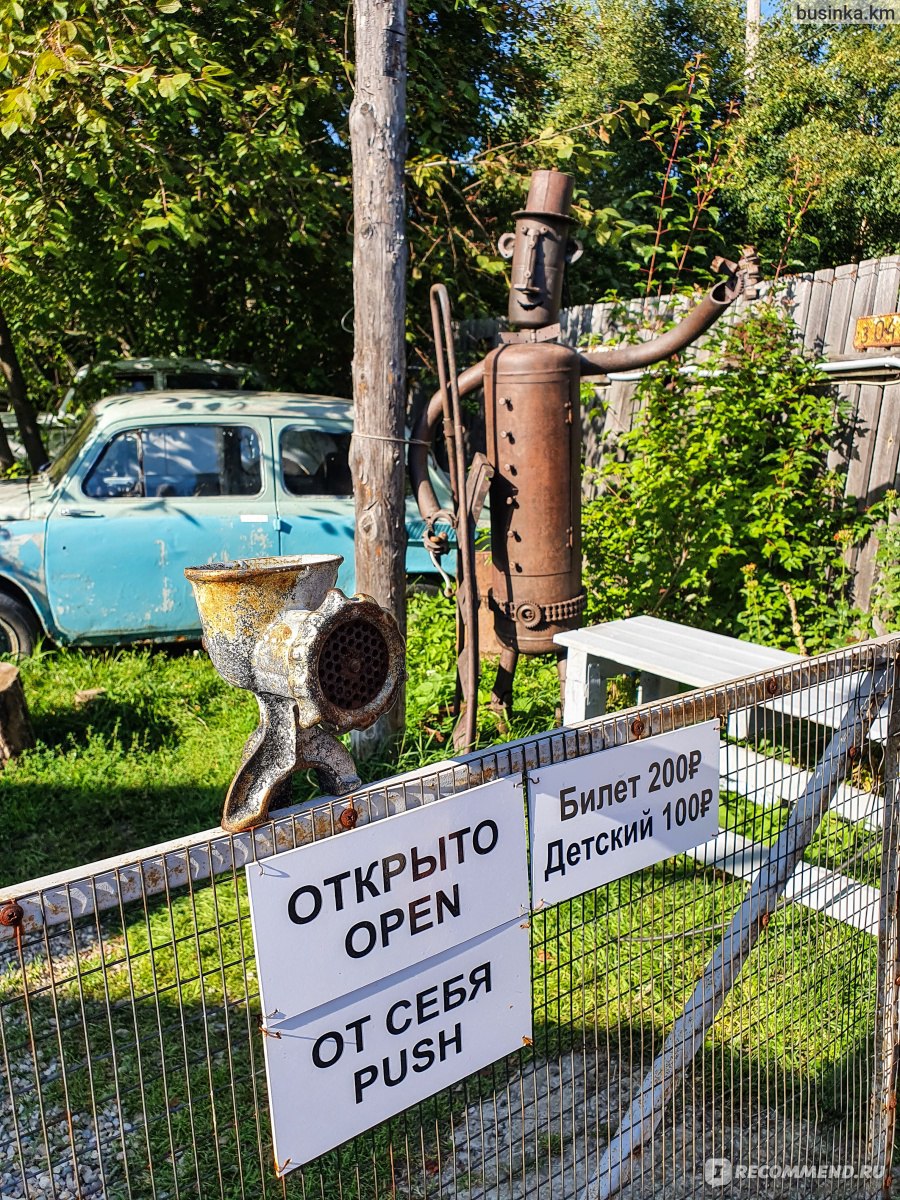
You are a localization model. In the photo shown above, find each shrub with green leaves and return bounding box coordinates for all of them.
[582,304,872,653]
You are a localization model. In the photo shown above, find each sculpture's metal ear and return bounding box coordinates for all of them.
[497,231,516,260]
[566,238,583,264]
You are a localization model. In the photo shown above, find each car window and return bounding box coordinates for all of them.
[83,424,263,499]
[280,428,352,496]
[164,371,241,390]
[115,372,156,393]
[48,412,97,485]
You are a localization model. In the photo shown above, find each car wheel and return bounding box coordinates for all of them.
[0,594,40,658]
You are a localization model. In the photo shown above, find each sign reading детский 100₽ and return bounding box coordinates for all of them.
[529,720,720,907]
[246,778,532,1173]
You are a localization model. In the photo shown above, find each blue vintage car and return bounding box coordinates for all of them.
[0,391,448,655]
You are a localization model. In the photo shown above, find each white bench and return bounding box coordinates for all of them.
[554,615,887,739]
[554,616,887,937]
[555,616,795,722]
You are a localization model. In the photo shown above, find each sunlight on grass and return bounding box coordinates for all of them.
[0,591,887,1196]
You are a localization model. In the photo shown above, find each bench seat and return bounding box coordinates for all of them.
[555,615,888,739]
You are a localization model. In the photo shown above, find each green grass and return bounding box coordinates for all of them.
[0,590,560,888]
[0,590,886,1197]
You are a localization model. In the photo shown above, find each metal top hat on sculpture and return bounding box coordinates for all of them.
[185,554,405,832]
[409,169,761,751]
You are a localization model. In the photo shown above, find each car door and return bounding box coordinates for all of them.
[272,419,357,592]
[44,418,277,641]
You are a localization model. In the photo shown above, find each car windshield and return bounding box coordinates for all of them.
[47,412,97,485]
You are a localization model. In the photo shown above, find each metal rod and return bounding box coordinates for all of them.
[584,661,892,1200]
[870,667,900,1197]
[430,283,479,751]
[428,285,461,510]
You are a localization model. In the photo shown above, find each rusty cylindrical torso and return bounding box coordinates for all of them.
[484,339,585,655]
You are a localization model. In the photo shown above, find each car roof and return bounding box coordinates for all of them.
[90,357,260,375]
[93,390,354,423]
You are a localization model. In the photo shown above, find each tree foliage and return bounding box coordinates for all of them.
[0,0,542,410]
[520,0,900,286]
[729,20,900,269]
[582,305,874,653]
[2,0,898,428]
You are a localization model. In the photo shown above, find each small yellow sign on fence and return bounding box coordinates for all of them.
[854,313,900,351]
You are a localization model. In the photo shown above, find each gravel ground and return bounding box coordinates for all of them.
[402,1049,891,1200]
[0,920,891,1200]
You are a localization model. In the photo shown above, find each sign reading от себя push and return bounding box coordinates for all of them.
[246,723,721,1173]
[246,777,533,1173]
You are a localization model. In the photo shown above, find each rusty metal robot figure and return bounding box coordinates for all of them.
[409,169,759,750]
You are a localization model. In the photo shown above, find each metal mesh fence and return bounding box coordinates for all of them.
[2,636,900,1200]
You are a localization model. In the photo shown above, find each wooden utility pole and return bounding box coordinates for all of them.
[348,0,408,751]
[745,0,761,80]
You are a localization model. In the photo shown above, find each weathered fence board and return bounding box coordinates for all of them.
[822,262,858,356]
[842,259,880,355]
[803,266,834,355]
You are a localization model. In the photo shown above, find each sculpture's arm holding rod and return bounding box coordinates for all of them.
[577,252,757,376]
[408,361,486,532]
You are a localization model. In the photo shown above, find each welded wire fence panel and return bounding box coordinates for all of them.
[2,637,900,1199]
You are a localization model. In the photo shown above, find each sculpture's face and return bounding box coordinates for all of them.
[512,222,561,308]
[498,219,582,329]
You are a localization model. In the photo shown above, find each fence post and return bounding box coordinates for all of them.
[871,652,900,1199]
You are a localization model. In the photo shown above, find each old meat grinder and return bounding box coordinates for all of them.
[409,169,760,750]
[185,554,406,832]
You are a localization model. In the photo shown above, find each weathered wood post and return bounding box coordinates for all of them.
[0,663,34,762]
[348,0,408,753]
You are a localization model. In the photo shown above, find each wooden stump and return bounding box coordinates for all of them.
[0,662,34,762]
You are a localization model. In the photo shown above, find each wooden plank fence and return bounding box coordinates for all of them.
[460,256,900,612]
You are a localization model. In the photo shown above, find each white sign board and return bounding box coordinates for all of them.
[247,777,530,1016]
[264,919,532,1171]
[529,720,720,906]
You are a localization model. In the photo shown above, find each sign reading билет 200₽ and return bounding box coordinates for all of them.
[529,720,720,906]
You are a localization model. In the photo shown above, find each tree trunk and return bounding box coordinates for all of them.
[0,301,48,473]
[0,414,16,472]
[348,0,408,753]
[0,663,34,763]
